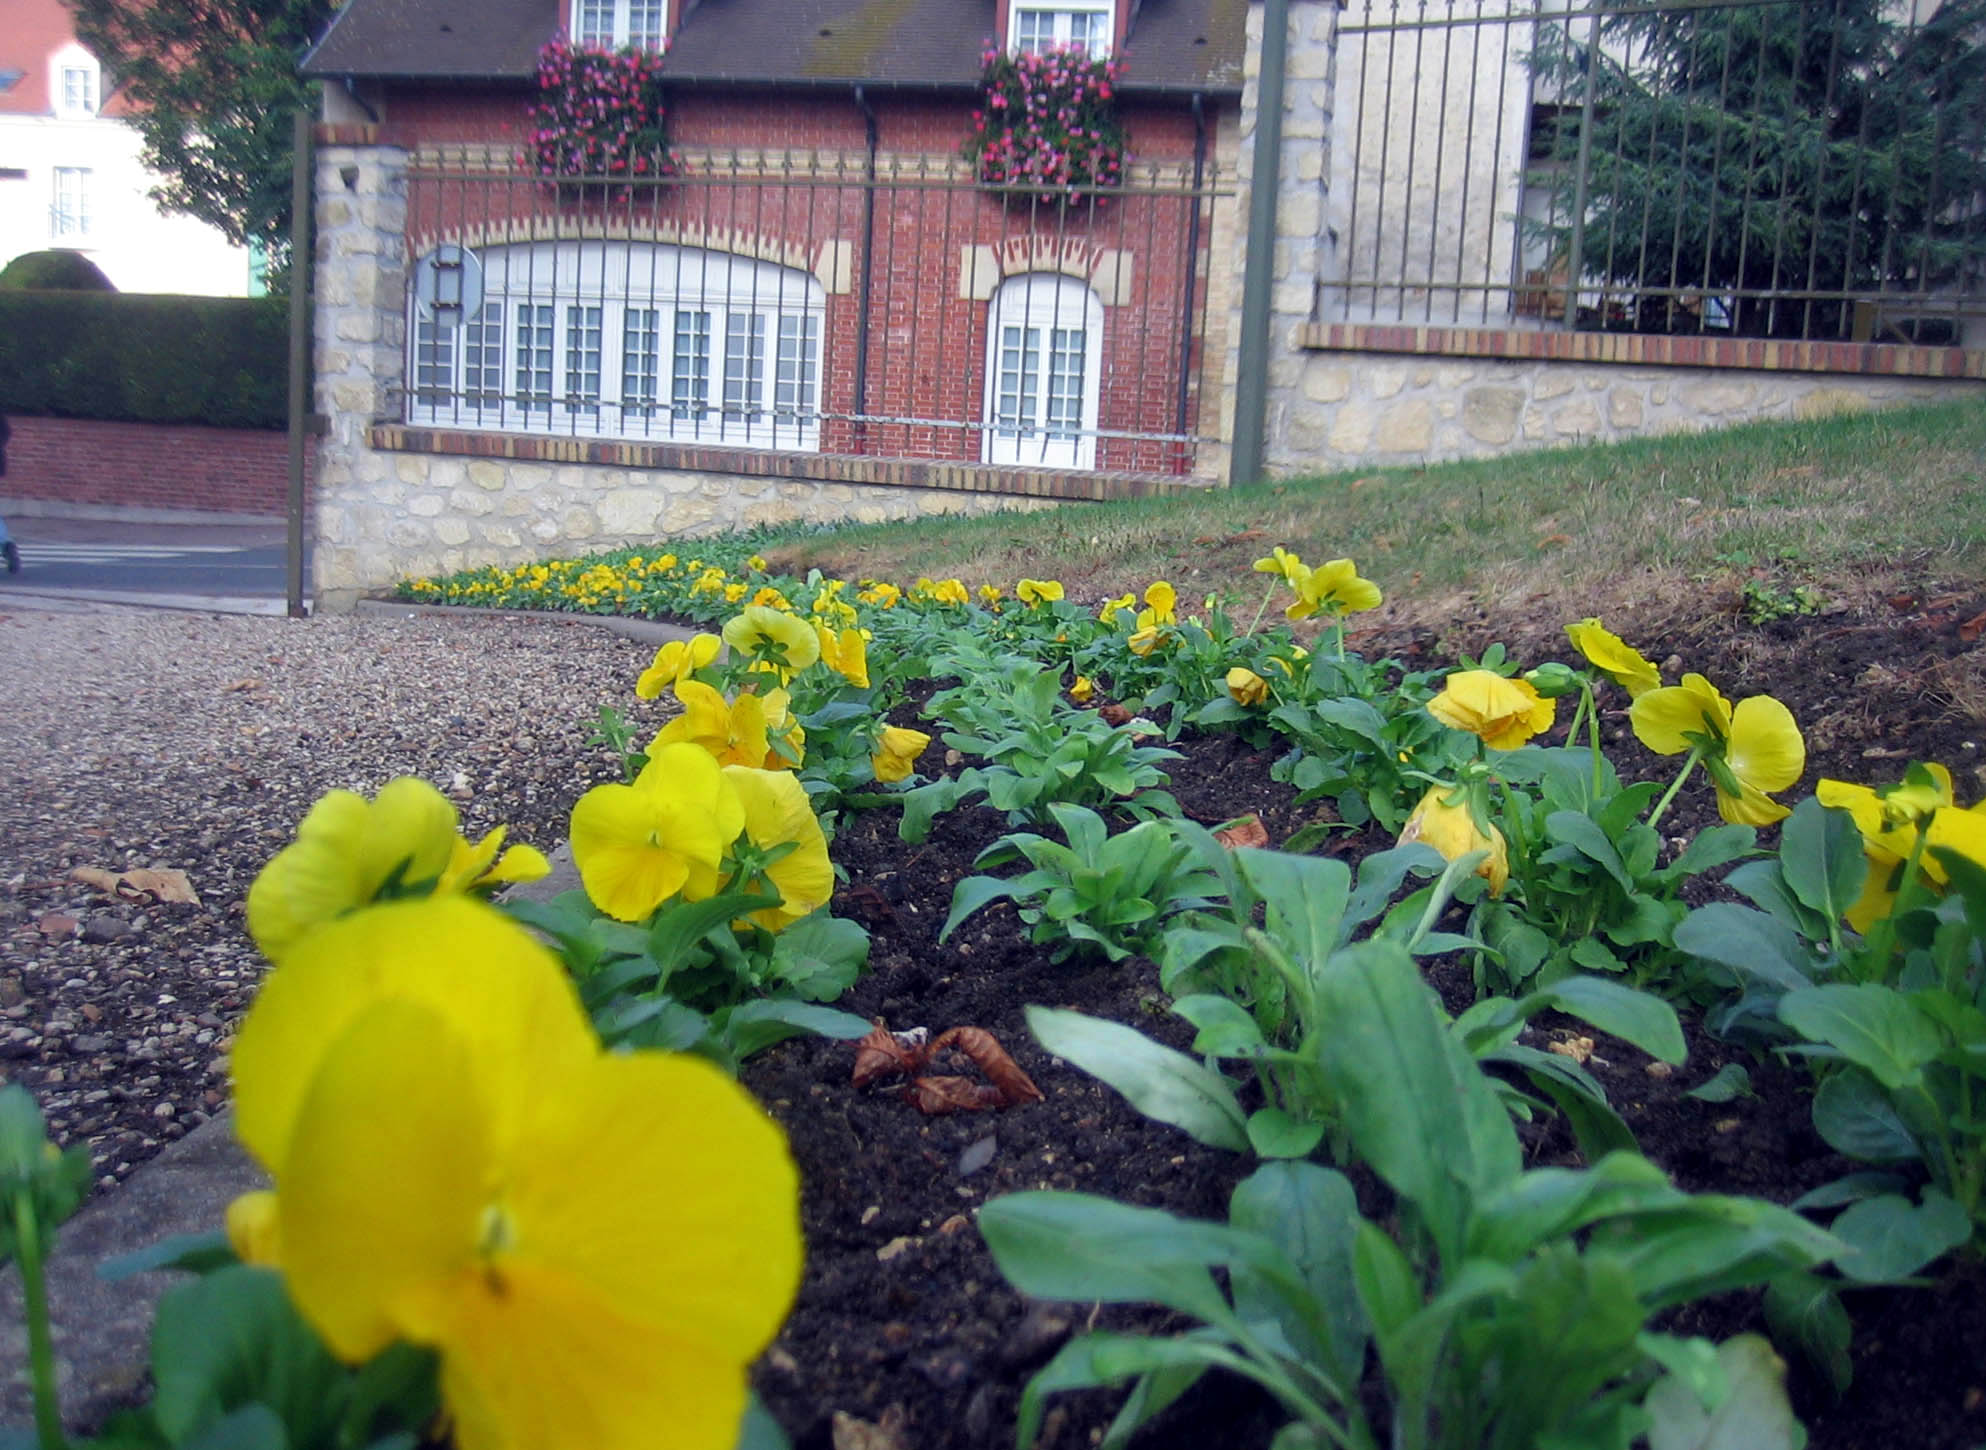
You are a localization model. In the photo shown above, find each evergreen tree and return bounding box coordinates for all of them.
[64,0,336,268]
[1526,0,1986,338]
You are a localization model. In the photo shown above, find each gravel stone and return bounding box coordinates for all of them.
[0,605,655,1188]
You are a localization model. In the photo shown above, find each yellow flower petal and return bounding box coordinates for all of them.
[226,1190,282,1268]
[722,766,834,930]
[1564,618,1662,698]
[1426,670,1555,750]
[1727,695,1805,795]
[1399,787,1508,895]
[1629,674,1732,756]
[1226,667,1269,707]
[569,745,745,921]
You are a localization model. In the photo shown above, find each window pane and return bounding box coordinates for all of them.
[62,67,95,113]
[672,310,711,420]
[413,316,455,407]
[1046,326,1086,439]
[623,307,661,417]
[628,0,665,49]
[995,324,1040,435]
[774,315,819,421]
[723,312,765,420]
[1016,10,1051,53]
[51,168,88,237]
[465,303,504,410]
[565,304,603,415]
[1069,11,1105,53]
[575,0,613,45]
[516,304,554,414]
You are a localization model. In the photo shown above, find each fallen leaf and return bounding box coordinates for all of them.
[1227,528,1267,543]
[1098,704,1132,726]
[905,1075,1005,1115]
[1536,533,1572,550]
[873,1237,920,1264]
[851,1020,924,1089]
[1960,609,1986,643]
[929,1027,1044,1107]
[1214,815,1270,850]
[70,866,200,906]
[832,1405,910,1450]
[224,677,265,693]
[37,914,78,937]
[1547,1036,1596,1064]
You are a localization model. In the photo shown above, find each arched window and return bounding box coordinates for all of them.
[983,274,1103,470]
[408,241,825,452]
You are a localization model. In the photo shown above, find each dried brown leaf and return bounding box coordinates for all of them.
[1213,815,1270,850]
[930,1027,1044,1107]
[904,1075,1005,1115]
[70,866,200,905]
[831,1405,910,1450]
[1097,704,1132,726]
[851,1020,921,1089]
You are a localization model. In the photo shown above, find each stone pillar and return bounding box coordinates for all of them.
[310,141,408,613]
[1222,0,1340,478]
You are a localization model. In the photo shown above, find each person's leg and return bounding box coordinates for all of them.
[0,514,17,573]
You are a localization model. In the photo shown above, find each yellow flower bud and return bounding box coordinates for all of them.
[1226,667,1270,707]
[1399,787,1509,896]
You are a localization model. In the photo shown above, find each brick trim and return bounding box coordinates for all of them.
[1297,322,1986,381]
[366,425,1208,501]
[315,123,383,146]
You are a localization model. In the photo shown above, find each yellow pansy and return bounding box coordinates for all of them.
[1226,667,1270,706]
[649,682,801,770]
[1817,765,1986,929]
[929,578,969,607]
[977,584,1005,610]
[1127,625,1165,656]
[720,766,834,932]
[1565,618,1661,699]
[856,581,902,608]
[815,622,871,689]
[231,898,800,1450]
[1630,673,1804,826]
[1251,547,1306,586]
[437,826,551,895]
[1285,558,1381,621]
[246,777,464,962]
[569,744,746,921]
[1399,786,1509,896]
[226,1189,282,1267]
[722,606,820,679]
[1427,670,1556,751]
[1069,676,1095,704]
[746,553,769,571]
[634,634,722,700]
[1016,578,1065,607]
[723,582,749,604]
[871,725,932,784]
[1098,593,1137,625]
[1137,581,1178,628]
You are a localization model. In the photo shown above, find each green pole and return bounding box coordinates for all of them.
[1230,0,1291,488]
[286,106,314,619]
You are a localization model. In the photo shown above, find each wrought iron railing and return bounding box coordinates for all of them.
[1326,0,1986,344]
[394,149,1230,475]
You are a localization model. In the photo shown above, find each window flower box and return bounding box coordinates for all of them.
[526,34,679,192]
[963,47,1126,206]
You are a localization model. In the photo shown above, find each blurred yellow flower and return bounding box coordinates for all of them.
[569,744,746,920]
[856,581,902,608]
[1285,558,1381,621]
[1137,581,1178,628]
[1127,625,1164,656]
[746,554,769,571]
[1098,593,1136,625]
[924,577,968,607]
[247,778,467,962]
[722,606,820,678]
[871,725,932,784]
[721,766,834,931]
[649,682,802,770]
[1399,786,1508,895]
[634,634,722,700]
[977,584,1005,610]
[1251,547,1306,586]
[815,623,871,689]
[1817,764,1986,928]
[437,826,550,895]
[1069,675,1095,704]
[230,896,800,1450]
[1226,667,1270,707]
[1631,673,1804,826]
[1565,618,1661,698]
[1016,578,1065,606]
[1427,670,1556,751]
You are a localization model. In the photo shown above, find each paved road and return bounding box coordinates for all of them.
[0,515,306,610]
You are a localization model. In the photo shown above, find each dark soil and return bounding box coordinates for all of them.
[745,589,1986,1450]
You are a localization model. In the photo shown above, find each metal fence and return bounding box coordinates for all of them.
[1327,0,1986,344]
[395,149,1229,475]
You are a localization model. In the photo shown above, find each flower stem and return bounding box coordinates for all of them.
[1644,748,1702,833]
[13,1192,65,1450]
[1245,580,1276,638]
[1584,685,1605,798]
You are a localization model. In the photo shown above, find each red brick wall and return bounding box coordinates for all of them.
[2,416,311,516]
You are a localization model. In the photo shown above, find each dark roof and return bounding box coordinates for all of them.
[302,0,555,81]
[302,0,1244,94]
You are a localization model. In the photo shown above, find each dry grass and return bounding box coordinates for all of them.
[757,397,1986,639]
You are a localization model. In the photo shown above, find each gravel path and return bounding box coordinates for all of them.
[0,604,651,1190]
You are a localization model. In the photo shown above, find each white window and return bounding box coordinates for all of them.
[407,242,826,451]
[1010,3,1114,57]
[51,168,90,238]
[983,274,1103,470]
[58,65,98,116]
[571,0,665,50]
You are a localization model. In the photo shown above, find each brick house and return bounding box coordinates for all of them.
[299,1,1244,606]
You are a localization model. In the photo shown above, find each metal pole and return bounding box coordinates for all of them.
[1230,0,1291,487]
[285,106,313,618]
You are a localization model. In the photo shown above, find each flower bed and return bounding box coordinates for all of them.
[8,546,1986,1450]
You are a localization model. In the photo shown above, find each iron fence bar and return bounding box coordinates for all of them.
[1340,0,1837,34]
[1799,0,1850,340]
[1697,9,1741,335]
[1763,1,1814,336]
[1564,9,1602,327]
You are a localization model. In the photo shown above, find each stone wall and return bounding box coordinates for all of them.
[1271,345,1984,470]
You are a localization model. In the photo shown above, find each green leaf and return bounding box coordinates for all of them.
[1779,796,1869,925]
[1762,1272,1853,1399]
[179,1406,287,1450]
[1643,1334,1803,1450]
[1810,1070,1922,1163]
[1685,1065,1753,1103]
[1466,1152,1680,1264]
[1172,994,1270,1060]
[1313,941,1521,1264]
[1673,903,1818,993]
[1535,975,1686,1064]
[1486,1044,1639,1160]
[1236,849,1353,967]
[1663,824,1758,882]
[1778,985,1943,1090]
[1229,1162,1369,1393]
[1544,810,1636,895]
[765,913,870,1002]
[1349,1220,1420,1341]
[1246,1108,1326,1160]
[337,1343,440,1450]
[715,1000,872,1063]
[151,1266,347,1450]
[98,1230,236,1283]
[1027,1006,1249,1152]
[1014,1333,1240,1450]
[735,1393,791,1450]
[978,1192,1245,1323]
[1829,1190,1971,1283]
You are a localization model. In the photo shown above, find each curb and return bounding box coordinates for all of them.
[0,586,302,617]
[352,597,698,648]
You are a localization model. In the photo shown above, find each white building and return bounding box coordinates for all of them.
[0,0,254,295]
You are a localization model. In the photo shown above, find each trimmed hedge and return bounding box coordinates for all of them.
[0,292,290,430]
[0,250,117,291]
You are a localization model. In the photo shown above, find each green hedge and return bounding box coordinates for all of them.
[0,292,290,430]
